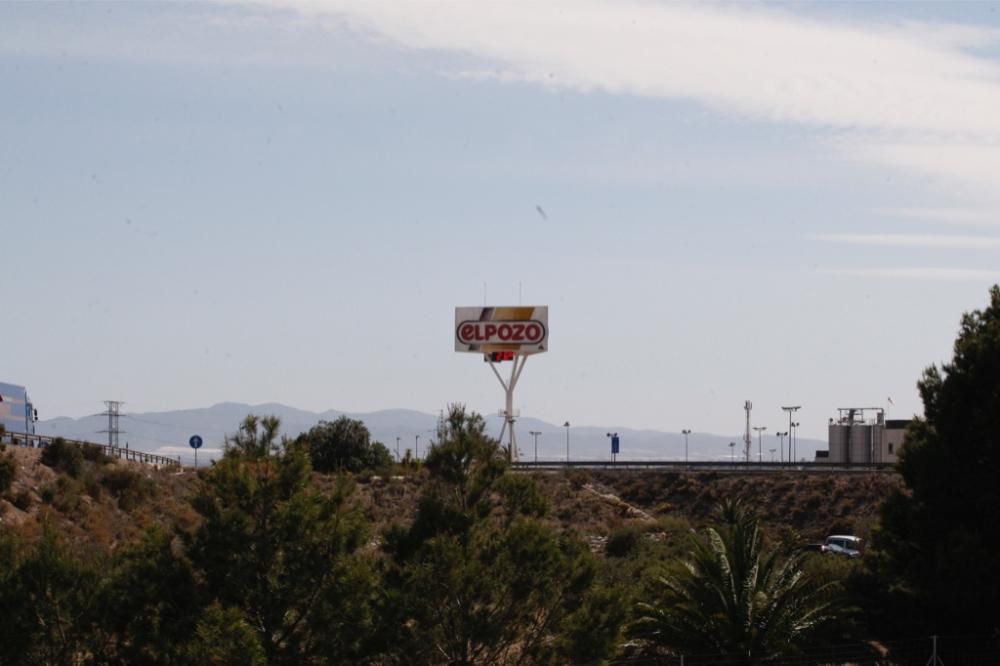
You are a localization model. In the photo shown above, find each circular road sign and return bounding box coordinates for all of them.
[189,435,203,450]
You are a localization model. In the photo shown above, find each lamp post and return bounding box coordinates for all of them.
[563,421,570,463]
[776,431,788,462]
[529,430,541,464]
[681,429,692,466]
[791,421,801,462]
[415,434,420,461]
[753,426,767,463]
[729,441,736,463]
[781,406,801,463]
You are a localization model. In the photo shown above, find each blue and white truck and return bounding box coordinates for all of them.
[0,382,38,437]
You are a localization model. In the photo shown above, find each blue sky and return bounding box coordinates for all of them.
[4,1,1000,439]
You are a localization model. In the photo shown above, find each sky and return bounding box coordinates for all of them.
[4,0,1000,440]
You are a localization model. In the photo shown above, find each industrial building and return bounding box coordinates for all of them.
[825,407,908,464]
[0,382,37,437]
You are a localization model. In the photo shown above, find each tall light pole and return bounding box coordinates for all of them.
[753,426,767,462]
[792,421,801,462]
[681,429,692,466]
[781,406,801,463]
[729,441,736,463]
[563,421,570,463]
[776,431,788,462]
[415,434,420,461]
[529,430,541,464]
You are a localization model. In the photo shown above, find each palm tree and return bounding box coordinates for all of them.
[630,499,838,664]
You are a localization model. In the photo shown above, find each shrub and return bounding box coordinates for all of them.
[12,490,32,510]
[0,454,15,494]
[80,444,110,464]
[605,525,644,558]
[566,469,591,491]
[53,477,82,512]
[101,467,155,511]
[41,438,85,478]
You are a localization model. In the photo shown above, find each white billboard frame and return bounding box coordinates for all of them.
[454,306,548,355]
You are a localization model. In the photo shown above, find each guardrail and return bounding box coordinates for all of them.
[512,460,896,473]
[1,432,181,468]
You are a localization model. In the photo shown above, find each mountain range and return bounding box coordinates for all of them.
[37,403,826,466]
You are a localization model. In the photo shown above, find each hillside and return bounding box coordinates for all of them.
[1,444,900,554]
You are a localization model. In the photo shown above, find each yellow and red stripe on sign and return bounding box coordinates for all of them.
[454,306,548,354]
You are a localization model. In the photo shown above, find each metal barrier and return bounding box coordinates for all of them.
[513,460,896,473]
[1,432,181,468]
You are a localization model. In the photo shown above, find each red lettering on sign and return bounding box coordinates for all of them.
[457,320,547,345]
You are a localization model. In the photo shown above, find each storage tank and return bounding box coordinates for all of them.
[849,424,873,463]
[828,424,848,463]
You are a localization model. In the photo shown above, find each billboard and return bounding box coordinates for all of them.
[455,306,548,355]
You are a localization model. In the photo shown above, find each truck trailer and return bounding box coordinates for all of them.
[0,382,37,436]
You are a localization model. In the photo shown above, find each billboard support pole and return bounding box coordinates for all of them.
[488,354,527,462]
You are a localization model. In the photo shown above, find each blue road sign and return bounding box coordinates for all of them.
[611,435,620,455]
[189,435,203,450]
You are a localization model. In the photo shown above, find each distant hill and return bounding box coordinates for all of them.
[37,403,826,466]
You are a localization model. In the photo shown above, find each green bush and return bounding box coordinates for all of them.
[81,444,110,464]
[0,454,15,494]
[53,477,82,512]
[605,525,644,558]
[41,438,85,478]
[101,467,155,511]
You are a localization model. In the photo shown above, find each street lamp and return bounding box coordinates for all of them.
[752,426,767,463]
[776,431,788,462]
[529,430,541,464]
[563,421,570,463]
[781,406,801,463]
[681,429,692,466]
[791,422,801,462]
[729,441,736,463]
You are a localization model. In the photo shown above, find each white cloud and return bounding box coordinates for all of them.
[225,0,1000,196]
[813,233,1000,249]
[826,267,1000,282]
[879,207,1000,227]
[244,2,1000,131]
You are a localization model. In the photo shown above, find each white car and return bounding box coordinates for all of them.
[822,535,863,558]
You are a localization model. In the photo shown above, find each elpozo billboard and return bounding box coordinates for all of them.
[455,306,548,354]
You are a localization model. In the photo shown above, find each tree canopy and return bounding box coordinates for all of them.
[875,285,1000,635]
[295,416,393,473]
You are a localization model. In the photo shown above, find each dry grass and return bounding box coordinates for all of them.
[0,447,902,556]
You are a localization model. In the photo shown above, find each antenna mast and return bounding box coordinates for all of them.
[744,400,752,462]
